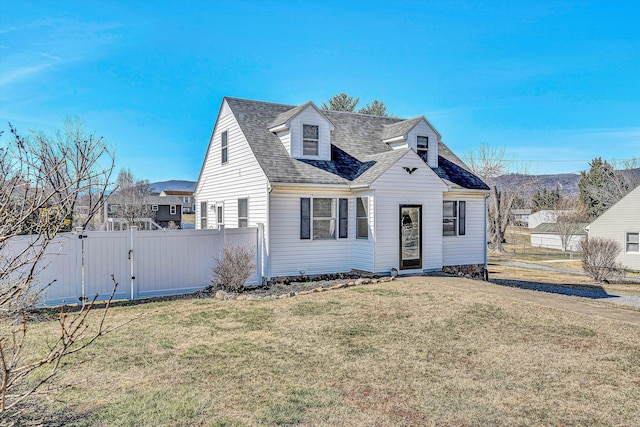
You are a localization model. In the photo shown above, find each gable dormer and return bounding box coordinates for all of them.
[269,102,334,161]
[381,117,441,168]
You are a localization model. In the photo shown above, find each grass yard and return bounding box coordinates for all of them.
[16,275,640,426]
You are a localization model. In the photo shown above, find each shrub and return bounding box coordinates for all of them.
[578,237,625,283]
[212,244,256,292]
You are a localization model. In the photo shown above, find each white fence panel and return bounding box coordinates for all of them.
[134,229,224,298]
[5,234,81,305]
[5,226,262,306]
[83,231,131,302]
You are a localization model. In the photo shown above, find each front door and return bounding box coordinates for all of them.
[399,205,422,270]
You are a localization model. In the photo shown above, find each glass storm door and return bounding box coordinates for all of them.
[399,205,422,270]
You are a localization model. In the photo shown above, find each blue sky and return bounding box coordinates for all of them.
[1,0,638,182]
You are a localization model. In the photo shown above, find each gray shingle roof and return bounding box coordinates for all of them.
[531,222,588,235]
[224,97,488,190]
[380,117,424,140]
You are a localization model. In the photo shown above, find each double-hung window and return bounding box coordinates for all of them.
[151,204,159,212]
[221,131,228,164]
[417,136,428,161]
[238,198,248,227]
[217,205,223,226]
[200,201,208,229]
[356,197,369,239]
[627,232,639,253]
[443,200,466,236]
[300,197,348,240]
[170,205,176,215]
[303,125,319,156]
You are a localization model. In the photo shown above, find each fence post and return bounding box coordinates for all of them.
[256,223,264,285]
[129,226,138,300]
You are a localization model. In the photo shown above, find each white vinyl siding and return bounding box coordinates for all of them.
[270,189,353,277]
[442,195,486,266]
[195,100,269,233]
[370,150,447,273]
[588,186,640,271]
[288,106,332,161]
[406,120,439,167]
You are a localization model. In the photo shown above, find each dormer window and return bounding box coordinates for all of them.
[417,136,428,160]
[303,124,319,156]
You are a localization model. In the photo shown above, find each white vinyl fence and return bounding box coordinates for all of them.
[7,226,263,306]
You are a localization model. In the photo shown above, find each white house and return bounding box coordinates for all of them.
[195,97,490,280]
[528,210,571,229]
[586,185,640,271]
[530,222,587,252]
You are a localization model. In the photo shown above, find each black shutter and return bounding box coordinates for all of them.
[458,201,466,236]
[300,198,311,239]
[339,198,348,238]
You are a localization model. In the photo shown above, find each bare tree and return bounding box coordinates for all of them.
[0,120,120,416]
[554,198,590,252]
[466,144,534,252]
[108,168,155,230]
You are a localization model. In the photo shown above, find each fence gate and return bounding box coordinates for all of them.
[26,226,262,306]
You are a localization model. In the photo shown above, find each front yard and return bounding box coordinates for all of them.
[16,269,640,426]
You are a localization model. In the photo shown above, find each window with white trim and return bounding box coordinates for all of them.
[356,197,369,239]
[221,130,228,164]
[151,204,158,212]
[300,197,348,240]
[417,135,428,161]
[627,232,639,253]
[183,196,190,204]
[200,201,207,229]
[443,200,466,236]
[217,205,223,225]
[302,124,319,156]
[238,198,248,227]
[170,205,176,215]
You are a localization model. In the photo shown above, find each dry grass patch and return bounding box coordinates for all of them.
[15,277,640,426]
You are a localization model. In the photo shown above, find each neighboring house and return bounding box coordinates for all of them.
[528,209,571,229]
[511,209,532,227]
[530,222,587,252]
[106,195,183,230]
[195,97,490,279]
[586,185,640,271]
[160,190,196,213]
[161,190,195,229]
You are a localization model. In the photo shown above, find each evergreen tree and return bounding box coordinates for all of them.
[321,94,392,117]
[578,157,625,219]
[321,93,360,112]
[531,187,560,212]
[358,99,391,117]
